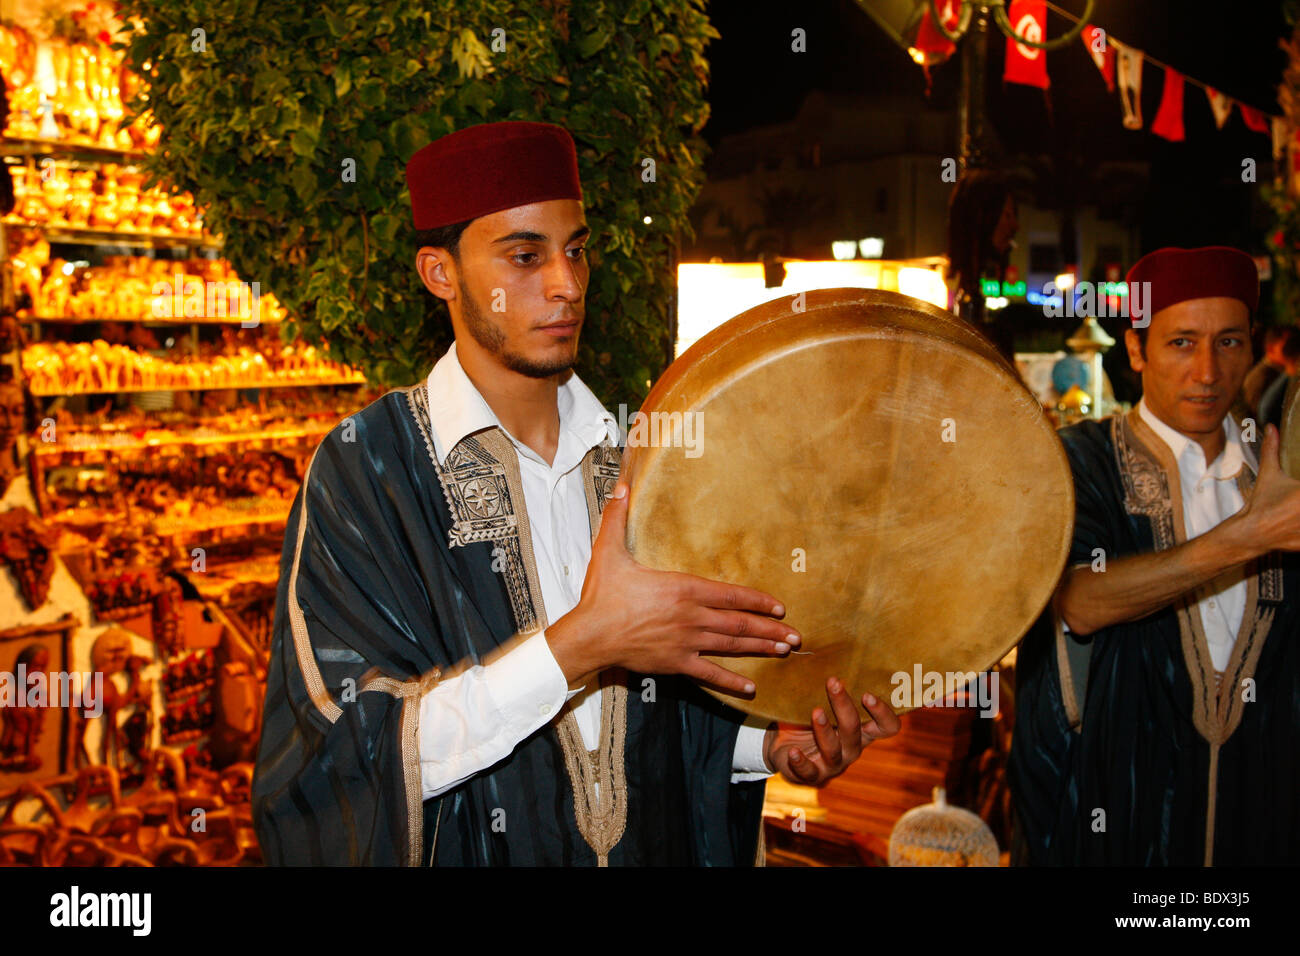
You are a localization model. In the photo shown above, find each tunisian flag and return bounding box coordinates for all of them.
[1151,67,1185,142]
[1004,0,1049,90]
[1240,104,1270,134]
[1081,25,1114,92]
[914,0,960,60]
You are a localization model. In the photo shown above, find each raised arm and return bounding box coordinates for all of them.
[1060,424,1300,636]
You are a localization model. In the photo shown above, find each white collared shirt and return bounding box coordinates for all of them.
[1137,398,1257,671]
[416,342,772,800]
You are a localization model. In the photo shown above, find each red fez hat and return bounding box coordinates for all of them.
[1125,246,1259,327]
[405,121,582,230]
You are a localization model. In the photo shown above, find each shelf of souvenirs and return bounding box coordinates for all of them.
[22,336,366,396]
[30,395,361,451]
[3,220,221,249]
[3,159,211,244]
[18,314,281,326]
[1,135,147,164]
[185,554,282,604]
[44,499,291,545]
[27,375,367,396]
[0,21,162,157]
[8,245,280,324]
[33,420,337,458]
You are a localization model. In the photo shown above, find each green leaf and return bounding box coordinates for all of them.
[289,128,319,157]
[290,165,317,202]
[324,9,349,38]
[575,28,611,58]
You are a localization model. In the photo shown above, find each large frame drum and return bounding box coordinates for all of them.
[623,288,1074,724]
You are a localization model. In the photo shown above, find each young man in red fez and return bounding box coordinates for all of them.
[253,121,899,866]
[1010,246,1300,865]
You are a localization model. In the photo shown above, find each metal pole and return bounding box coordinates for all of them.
[960,3,992,173]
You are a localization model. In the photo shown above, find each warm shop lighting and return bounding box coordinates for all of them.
[643,216,653,224]
[1055,271,1077,291]
[676,259,945,356]
[897,267,949,309]
[832,240,858,261]
[908,47,926,65]
[859,237,884,259]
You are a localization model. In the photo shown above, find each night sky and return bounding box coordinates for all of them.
[702,0,1290,253]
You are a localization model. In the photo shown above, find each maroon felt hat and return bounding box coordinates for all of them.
[1125,246,1259,327]
[405,121,583,230]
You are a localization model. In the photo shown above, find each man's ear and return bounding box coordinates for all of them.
[416,247,457,302]
[1124,328,1146,373]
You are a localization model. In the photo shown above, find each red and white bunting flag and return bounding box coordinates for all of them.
[1115,41,1144,130]
[1003,0,1049,90]
[1239,103,1270,134]
[1206,87,1233,129]
[914,0,960,60]
[1151,67,1185,141]
[1081,24,1114,92]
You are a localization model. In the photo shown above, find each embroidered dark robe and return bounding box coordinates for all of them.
[251,386,765,865]
[1009,409,1300,865]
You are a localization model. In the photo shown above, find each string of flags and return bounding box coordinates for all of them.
[912,0,1290,158]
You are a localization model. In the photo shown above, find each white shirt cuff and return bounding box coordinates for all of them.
[417,629,568,800]
[483,628,570,723]
[730,717,774,782]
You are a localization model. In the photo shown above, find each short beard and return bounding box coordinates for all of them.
[459,277,576,379]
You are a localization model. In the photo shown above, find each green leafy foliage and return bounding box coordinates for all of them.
[1264,185,1300,326]
[115,0,718,404]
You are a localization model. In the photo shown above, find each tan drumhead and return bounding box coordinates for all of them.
[1280,377,1300,479]
[623,288,1073,724]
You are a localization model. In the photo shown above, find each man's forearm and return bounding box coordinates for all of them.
[1057,515,1260,635]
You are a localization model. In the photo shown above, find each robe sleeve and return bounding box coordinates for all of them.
[252,426,445,867]
[1062,424,1120,572]
[675,680,765,865]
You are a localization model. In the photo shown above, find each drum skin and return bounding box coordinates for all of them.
[623,288,1074,724]
[1281,377,1300,480]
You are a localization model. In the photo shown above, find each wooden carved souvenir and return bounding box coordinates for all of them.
[0,507,59,611]
[0,380,23,489]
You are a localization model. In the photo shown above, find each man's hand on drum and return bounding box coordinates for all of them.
[762,678,901,786]
[548,481,801,689]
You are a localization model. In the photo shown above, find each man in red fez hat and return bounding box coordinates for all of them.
[1011,245,1300,865]
[254,120,898,866]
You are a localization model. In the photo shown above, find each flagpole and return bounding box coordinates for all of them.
[959,4,993,173]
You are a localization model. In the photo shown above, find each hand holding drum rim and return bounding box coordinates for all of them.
[546,479,801,694]
[546,479,903,779]
[763,678,903,786]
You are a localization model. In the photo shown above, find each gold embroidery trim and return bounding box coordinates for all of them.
[1117,410,1275,865]
[358,669,442,868]
[1053,610,1083,731]
[287,448,344,725]
[409,382,632,865]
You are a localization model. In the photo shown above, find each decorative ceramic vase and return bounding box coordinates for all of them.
[43,167,71,225]
[93,166,122,228]
[48,41,72,141]
[66,170,95,227]
[63,45,101,144]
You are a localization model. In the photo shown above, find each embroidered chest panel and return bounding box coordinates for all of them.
[403,383,623,634]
